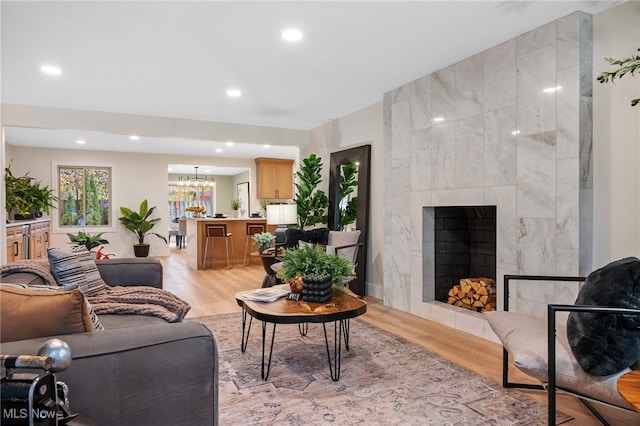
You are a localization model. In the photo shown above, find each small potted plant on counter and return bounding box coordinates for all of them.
[186,205,206,218]
[230,199,241,218]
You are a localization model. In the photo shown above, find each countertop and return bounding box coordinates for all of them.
[6,218,52,226]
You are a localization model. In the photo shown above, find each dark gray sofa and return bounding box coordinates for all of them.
[0,257,218,426]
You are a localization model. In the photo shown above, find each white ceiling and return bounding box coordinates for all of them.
[1,1,621,156]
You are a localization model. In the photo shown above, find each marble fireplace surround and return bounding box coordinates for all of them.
[382,12,593,342]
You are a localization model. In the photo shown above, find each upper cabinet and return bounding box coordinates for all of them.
[255,158,294,199]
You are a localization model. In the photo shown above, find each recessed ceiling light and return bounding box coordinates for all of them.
[225,141,234,147]
[215,148,223,153]
[543,86,562,93]
[129,135,140,141]
[263,144,271,149]
[433,116,445,122]
[75,140,86,145]
[41,65,61,75]
[226,89,242,98]
[511,129,521,135]
[282,29,303,41]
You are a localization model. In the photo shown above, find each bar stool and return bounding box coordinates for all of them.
[202,223,235,269]
[177,218,187,249]
[243,222,266,266]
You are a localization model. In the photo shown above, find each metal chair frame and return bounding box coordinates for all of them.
[202,223,235,269]
[243,223,266,266]
[501,274,640,425]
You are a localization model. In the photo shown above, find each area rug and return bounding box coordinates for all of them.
[191,313,572,425]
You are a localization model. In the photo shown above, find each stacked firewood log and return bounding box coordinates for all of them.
[447,277,496,312]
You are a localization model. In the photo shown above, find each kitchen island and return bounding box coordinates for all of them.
[185,217,276,270]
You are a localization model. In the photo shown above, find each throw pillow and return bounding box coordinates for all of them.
[0,285,97,342]
[0,282,104,331]
[284,228,329,248]
[567,257,640,376]
[48,246,108,296]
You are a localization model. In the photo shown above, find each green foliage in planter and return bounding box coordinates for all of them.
[118,199,167,245]
[278,246,355,287]
[5,164,59,214]
[293,153,329,228]
[597,47,640,107]
[231,199,241,210]
[338,162,358,230]
[253,232,275,246]
[66,230,109,252]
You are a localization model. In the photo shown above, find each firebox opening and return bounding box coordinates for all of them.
[434,206,497,309]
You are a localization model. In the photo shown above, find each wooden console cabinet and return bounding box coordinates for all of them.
[5,219,50,263]
[255,158,294,199]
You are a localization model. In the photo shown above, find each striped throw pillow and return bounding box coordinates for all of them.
[48,246,108,297]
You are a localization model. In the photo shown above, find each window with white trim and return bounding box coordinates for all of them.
[57,165,112,227]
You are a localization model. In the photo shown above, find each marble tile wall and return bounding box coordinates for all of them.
[382,12,593,340]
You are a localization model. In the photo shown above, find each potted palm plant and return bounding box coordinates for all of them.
[118,199,167,257]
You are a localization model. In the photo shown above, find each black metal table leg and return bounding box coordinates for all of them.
[240,307,253,352]
[342,319,350,351]
[261,321,277,380]
[298,323,308,336]
[322,320,344,381]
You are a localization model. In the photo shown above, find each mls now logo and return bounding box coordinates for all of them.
[3,408,56,420]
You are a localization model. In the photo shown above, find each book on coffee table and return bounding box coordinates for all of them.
[242,287,290,302]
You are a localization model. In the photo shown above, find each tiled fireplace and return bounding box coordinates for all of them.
[382,12,593,341]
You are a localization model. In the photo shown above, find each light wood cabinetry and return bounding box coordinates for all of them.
[29,220,50,260]
[6,225,25,263]
[255,158,294,199]
[5,219,50,263]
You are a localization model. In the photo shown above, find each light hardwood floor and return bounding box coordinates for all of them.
[161,247,639,425]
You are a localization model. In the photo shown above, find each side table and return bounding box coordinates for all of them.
[618,370,640,412]
[250,251,281,288]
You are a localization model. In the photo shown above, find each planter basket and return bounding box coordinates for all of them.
[301,274,333,303]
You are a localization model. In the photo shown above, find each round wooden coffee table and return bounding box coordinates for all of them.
[618,370,640,412]
[235,285,366,381]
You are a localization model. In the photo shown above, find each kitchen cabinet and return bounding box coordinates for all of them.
[255,158,294,199]
[6,225,25,263]
[29,220,50,260]
[5,219,50,263]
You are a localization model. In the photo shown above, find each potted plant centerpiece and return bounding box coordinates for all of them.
[186,205,206,218]
[118,199,167,257]
[278,246,355,299]
[253,232,275,253]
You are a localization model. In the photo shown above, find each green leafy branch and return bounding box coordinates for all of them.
[597,47,640,107]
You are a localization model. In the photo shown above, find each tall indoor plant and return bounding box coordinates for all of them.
[118,199,167,257]
[293,153,329,229]
[338,162,359,230]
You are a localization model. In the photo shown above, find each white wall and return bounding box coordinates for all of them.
[5,145,257,258]
[592,1,640,267]
[308,102,384,297]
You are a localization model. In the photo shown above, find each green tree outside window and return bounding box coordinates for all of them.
[58,166,111,227]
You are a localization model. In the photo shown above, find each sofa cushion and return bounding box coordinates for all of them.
[48,245,108,296]
[567,257,640,376]
[0,285,97,342]
[485,311,631,409]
